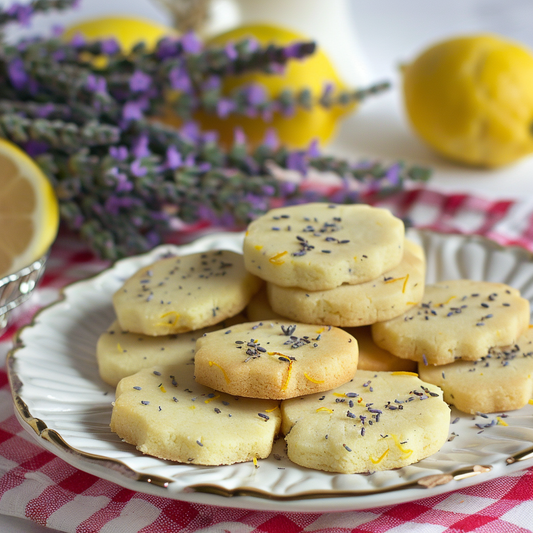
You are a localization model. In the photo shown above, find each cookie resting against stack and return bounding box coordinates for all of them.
[101,202,452,474]
[371,279,532,414]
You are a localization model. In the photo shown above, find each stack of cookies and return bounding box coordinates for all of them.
[371,279,533,414]
[102,202,452,474]
[243,202,426,328]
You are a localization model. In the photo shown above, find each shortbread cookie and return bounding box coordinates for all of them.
[113,250,262,336]
[345,326,418,372]
[246,287,285,321]
[267,239,425,326]
[96,315,245,386]
[419,327,533,414]
[243,203,404,290]
[110,363,281,465]
[372,280,530,365]
[194,321,358,399]
[281,370,450,474]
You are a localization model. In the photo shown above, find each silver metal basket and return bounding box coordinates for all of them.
[0,254,48,333]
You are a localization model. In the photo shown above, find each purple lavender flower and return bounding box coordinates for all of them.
[69,32,86,48]
[216,98,234,118]
[109,146,129,161]
[7,4,33,26]
[122,100,145,121]
[51,25,64,37]
[131,134,150,158]
[155,38,181,60]
[202,76,221,91]
[225,42,238,60]
[263,128,279,149]
[8,58,28,90]
[286,152,308,175]
[181,32,202,54]
[307,139,321,158]
[101,38,120,55]
[165,145,182,169]
[386,163,401,186]
[115,173,133,192]
[130,159,147,177]
[180,122,200,142]
[86,74,107,94]
[169,66,192,92]
[246,84,266,106]
[233,127,246,145]
[129,71,152,92]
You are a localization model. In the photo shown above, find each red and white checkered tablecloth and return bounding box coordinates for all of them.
[2,187,533,533]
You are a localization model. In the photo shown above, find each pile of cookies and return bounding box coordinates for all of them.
[371,279,532,415]
[244,203,426,327]
[101,203,457,475]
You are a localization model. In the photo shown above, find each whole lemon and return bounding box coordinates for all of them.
[63,16,177,53]
[402,34,533,168]
[197,23,354,149]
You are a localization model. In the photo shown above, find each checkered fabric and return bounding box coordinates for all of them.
[2,187,533,533]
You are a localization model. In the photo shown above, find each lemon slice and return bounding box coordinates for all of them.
[0,138,59,278]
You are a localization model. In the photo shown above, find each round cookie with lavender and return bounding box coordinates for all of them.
[110,362,281,465]
[96,315,245,386]
[418,326,533,414]
[281,370,450,474]
[267,239,425,326]
[371,280,530,365]
[194,321,359,400]
[113,250,262,336]
[346,326,418,373]
[243,203,405,291]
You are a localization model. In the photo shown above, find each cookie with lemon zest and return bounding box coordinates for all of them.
[419,326,533,413]
[96,315,245,386]
[194,321,358,400]
[267,239,424,326]
[243,203,404,291]
[111,362,281,465]
[113,250,262,336]
[281,370,449,473]
[372,280,530,365]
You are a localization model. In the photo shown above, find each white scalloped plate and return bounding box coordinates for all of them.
[7,229,533,512]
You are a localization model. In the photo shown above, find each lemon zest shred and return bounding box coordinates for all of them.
[316,327,325,334]
[497,416,509,426]
[189,405,196,410]
[265,405,279,413]
[269,251,288,265]
[253,457,258,467]
[204,394,220,404]
[406,301,418,305]
[254,245,263,250]
[316,406,333,413]
[370,448,389,465]
[333,392,347,397]
[159,384,167,393]
[402,273,410,293]
[209,361,230,384]
[391,371,418,377]
[281,361,293,392]
[304,372,325,384]
[384,276,406,285]
[529,399,533,405]
[390,434,413,458]
[357,396,364,403]
[156,311,180,327]
[117,343,124,353]
[436,295,456,307]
